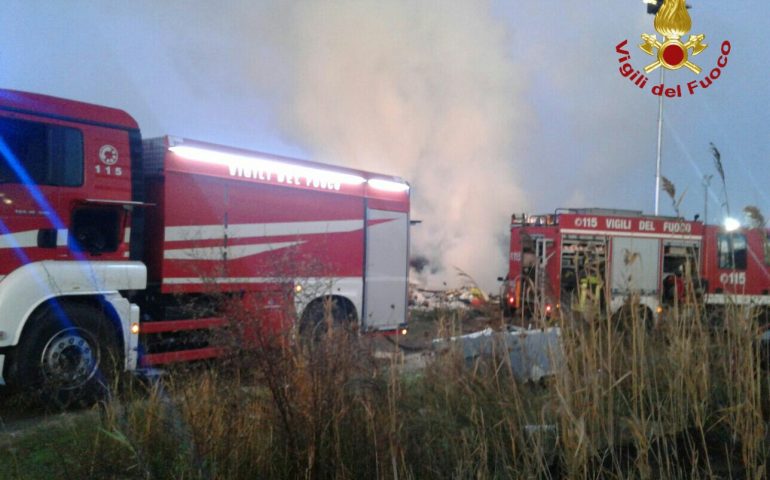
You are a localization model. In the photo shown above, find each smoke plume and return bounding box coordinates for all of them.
[249,1,526,292]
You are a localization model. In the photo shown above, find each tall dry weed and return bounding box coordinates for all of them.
[85,280,770,479]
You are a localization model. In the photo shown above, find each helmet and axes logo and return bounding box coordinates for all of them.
[639,0,707,74]
[615,1,730,97]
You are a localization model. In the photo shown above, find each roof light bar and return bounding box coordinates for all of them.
[169,145,367,187]
[367,178,410,192]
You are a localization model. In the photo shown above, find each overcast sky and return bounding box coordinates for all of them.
[2,1,768,291]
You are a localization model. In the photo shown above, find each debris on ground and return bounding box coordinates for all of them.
[409,283,493,310]
[432,326,563,382]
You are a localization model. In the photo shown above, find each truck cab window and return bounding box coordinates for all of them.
[718,233,747,270]
[0,117,83,186]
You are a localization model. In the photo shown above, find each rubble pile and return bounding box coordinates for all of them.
[408,283,496,310]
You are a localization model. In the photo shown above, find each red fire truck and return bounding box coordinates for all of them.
[0,89,410,402]
[501,208,770,323]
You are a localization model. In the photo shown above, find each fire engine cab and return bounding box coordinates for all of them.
[0,89,410,404]
[501,208,770,323]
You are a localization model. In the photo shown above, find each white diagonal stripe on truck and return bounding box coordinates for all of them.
[164,240,305,260]
[164,219,364,242]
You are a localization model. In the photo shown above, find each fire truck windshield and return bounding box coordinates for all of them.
[0,117,83,187]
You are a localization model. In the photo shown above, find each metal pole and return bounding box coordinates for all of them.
[703,175,710,225]
[654,68,664,216]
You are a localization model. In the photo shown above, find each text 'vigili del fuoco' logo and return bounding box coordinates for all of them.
[616,0,731,98]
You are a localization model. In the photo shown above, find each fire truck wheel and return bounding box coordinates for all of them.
[14,302,121,408]
[300,297,356,338]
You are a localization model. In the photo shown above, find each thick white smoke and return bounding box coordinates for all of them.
[249,1,527,292]
[4,0,527,293]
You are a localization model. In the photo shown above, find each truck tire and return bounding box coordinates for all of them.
[299,297,356,338]
[14,302,121,408]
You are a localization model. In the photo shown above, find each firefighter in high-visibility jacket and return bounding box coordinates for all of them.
[576,269,603,312]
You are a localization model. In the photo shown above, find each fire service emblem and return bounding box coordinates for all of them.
[615,0,730,97]
[639,0,707,73]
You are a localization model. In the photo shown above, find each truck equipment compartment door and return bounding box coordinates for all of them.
[364,208,408,329]
[610,236,660,296]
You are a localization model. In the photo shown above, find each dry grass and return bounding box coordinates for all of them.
[5,294,770,479]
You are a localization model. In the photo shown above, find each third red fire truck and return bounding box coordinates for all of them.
[502,208,770,323]
[0,89,410,404]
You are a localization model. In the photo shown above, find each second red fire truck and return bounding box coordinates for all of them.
[502,208,770,324]
[0,89,410,404]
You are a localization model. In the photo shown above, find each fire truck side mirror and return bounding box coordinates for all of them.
[37,228,58,249]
